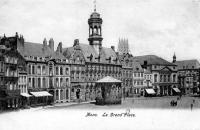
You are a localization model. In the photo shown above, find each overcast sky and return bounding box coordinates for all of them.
[0,0,200,61]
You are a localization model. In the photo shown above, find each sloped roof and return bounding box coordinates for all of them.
[64,43,119,64]
[132,61,143,72]
[18,42,66,60]
[62,47,74,59]
[51,51,66,59]
[175,59,200,70]
[96,76,122,83]
[134,55,176,66]
[18,42,53,57]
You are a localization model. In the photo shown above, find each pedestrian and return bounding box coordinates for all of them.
[191,103,193,111]
[193,99,195,104]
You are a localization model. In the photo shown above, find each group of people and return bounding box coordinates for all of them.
[170,100,177,106]
[170,96,181,107]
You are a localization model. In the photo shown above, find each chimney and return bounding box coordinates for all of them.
[15,32,19,38]
[73,39,79,47]
[43,38,48,51]
[17,34,25,49]
[111,46,115,51]
[144,60,147,69]
[56,42,63,53]
[49,38,54,51]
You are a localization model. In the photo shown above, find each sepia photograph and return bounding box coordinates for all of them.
[0,0,200,129]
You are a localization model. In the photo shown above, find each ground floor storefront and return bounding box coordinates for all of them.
[48,88,70,103]
[70,82,96,102]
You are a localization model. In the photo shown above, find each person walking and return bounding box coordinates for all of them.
[191,103,193,111]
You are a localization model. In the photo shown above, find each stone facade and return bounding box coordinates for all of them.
[0,33,26,110]
[134,55,179,96]
[173,55,200,95]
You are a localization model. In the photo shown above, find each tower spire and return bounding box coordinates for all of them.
[94,0,96,12]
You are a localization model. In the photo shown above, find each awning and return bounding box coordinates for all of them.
[173,88,181,93]
[21,93,32,97]
[30,91,53,97]
[145,89,156,94]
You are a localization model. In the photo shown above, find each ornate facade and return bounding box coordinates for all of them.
[134,55,179,96]
[0,34,26,110]
[17,36,71,104]
[118,53,133,97]
[63,10,122,102]
[173,55,200,95]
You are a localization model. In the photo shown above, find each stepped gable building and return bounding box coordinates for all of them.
[173,54,200,95]
[0,33,26,110]
[63,9,122,101]
[132,60,145,96]
[134,55,179,96]
[17,36,71,104]
[117,53,133,97]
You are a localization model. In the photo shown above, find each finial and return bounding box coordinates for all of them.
[94,0,96,12]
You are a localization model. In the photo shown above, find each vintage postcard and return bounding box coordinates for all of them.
[0,0,200,130]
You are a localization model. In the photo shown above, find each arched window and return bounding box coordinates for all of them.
[48,62,54,76]
[60,78,63,87]
[154,74,157,83]
[173,74,176,82]
[60,67,63,75]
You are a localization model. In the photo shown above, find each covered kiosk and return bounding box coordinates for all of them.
[20,93,32,108]
[95,76,122,105]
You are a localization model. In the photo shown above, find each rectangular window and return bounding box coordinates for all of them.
[66,78,69,86]
[43,78,46,88]
[37,66,41,75]
[32,78,35,88]
[65,68,69,75]
[154,74,157,83]
[32,66,35,74]
[60,67,63,75]
[38,78,41,88]
[56,67,59,75]
[42,66,46,75]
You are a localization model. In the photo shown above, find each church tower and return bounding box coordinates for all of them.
[88,0,103,55]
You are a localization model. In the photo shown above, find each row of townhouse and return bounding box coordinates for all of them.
[2,7,197,110]
[132,55,179,97]
[0,33,72,109]
[173,54,200,95]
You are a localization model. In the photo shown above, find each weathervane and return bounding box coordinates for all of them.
[94,0,96,12]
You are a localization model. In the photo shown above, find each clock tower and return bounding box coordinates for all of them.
[88,3,103,55]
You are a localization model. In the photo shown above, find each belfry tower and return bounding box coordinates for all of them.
[88,0,103,55]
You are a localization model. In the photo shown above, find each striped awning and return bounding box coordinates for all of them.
[145,89,156,94]
[20,93,32,97]
[173,88,181,93]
